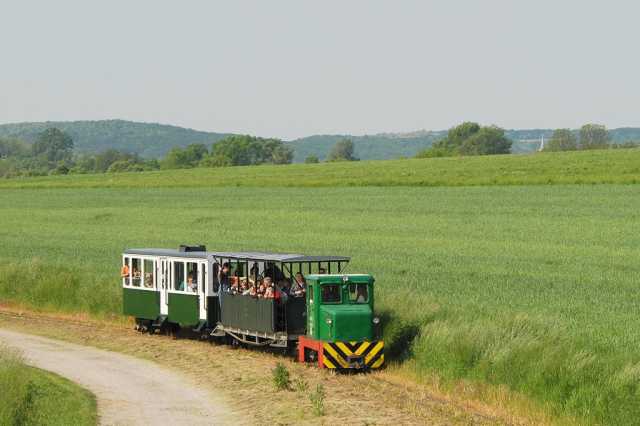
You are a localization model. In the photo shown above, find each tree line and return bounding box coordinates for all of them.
[415,122,638,159]
[543,124,638,152]
[0,130,297,178]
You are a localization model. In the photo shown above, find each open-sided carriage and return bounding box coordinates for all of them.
[121,245,384,370]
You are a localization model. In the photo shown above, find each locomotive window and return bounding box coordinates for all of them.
[173,261,185,291]
[186,262,198,293]
[308,285,313,303]
[348,284,368,303]
[131,258,141,287]
[321,285,341,303]
[144,259,154,288]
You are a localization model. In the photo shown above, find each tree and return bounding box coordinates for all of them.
[0,138,29,159]
[107,159,145,173]
[32,128,74,162]
[161,143,208,169]
[579,124,609,150]
[304,155,320,164]
[458,126,511,155]
[201,135,292,167]
[544,129,578,152]
[327,139,357,162]
[271,144,294,165]
[417,122,511,157]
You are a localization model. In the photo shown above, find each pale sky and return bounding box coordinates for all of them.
[1,0,638,139]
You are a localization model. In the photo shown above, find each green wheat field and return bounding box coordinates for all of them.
[1,149,639,424]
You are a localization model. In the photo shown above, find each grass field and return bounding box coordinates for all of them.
[0,345,96,425]
[0,148,638,189]
[0,150,639,424]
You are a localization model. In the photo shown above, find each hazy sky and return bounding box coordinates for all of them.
[1,1,638,139]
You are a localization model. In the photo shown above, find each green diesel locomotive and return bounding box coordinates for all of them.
[121,245,384,370]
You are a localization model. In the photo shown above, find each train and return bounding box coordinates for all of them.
[121,245,384,370]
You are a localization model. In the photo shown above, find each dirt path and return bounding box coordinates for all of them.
[0,329,231,426]
[0,309,530,425]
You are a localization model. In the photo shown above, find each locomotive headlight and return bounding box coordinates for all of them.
[325,318,333,325]
[372,317,380,325]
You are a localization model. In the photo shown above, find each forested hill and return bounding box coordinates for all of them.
[0,120,231,158]
[1,120,639,161]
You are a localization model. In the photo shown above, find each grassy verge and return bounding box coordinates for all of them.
[0,345,97,426]
[0,181,638,423]
[0,148,638,189]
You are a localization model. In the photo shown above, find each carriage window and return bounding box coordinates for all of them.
[348,284,368,303]
[122,257,131,286]
[173,261,185,291]
[131,258,142,287]
[200,265,206,294]
[186,262,198,293]
[212,263,220,292]
[144,259,154,288]
[321,285,341,303]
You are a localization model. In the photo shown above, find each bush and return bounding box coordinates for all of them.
[309,383,325,416]
[0,345,30,425]
[304,155,320,164]
[272,362,290,391]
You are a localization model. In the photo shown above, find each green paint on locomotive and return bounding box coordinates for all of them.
[167,293,199,326]
[306,274,376,342]
[123,288,160,320]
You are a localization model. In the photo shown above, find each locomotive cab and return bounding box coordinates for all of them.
[298,274,384,370]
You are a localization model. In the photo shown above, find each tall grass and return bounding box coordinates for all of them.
[0,345,97,425]
[0,148,638,189]
[0,182,639,423]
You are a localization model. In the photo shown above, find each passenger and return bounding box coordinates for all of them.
[318,267,327,274]
[229,280,239,295]
[264,285,274,299]
[132,267,141,286]
[274,281,288,303]
[239,280,248,295]
[278,279,291,296]
[187,273,197,292]
[257,278,270,298]
[121,263,130,285]
[144,272,154,288]
[248,284,257,297]
[356,286,368,303]
[242,283,252,296]
[217,262,231,292]
[290,273,306,297]
[250,262,260,282]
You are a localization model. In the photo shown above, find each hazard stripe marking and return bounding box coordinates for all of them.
[355,341,370,355]
[335,342,353,357]
[371,354,384,369]
[365,342,384,365]
[321,341,384,369]
[323,356,336,369]
[323,344,348,368]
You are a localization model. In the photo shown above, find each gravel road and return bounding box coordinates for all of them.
[0,328,231,426]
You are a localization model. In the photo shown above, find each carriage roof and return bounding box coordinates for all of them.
[123,248,350,263]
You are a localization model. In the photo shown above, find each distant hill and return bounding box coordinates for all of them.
[1,120,639,161]
[286,132,446,162]
[0,120,231,158]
